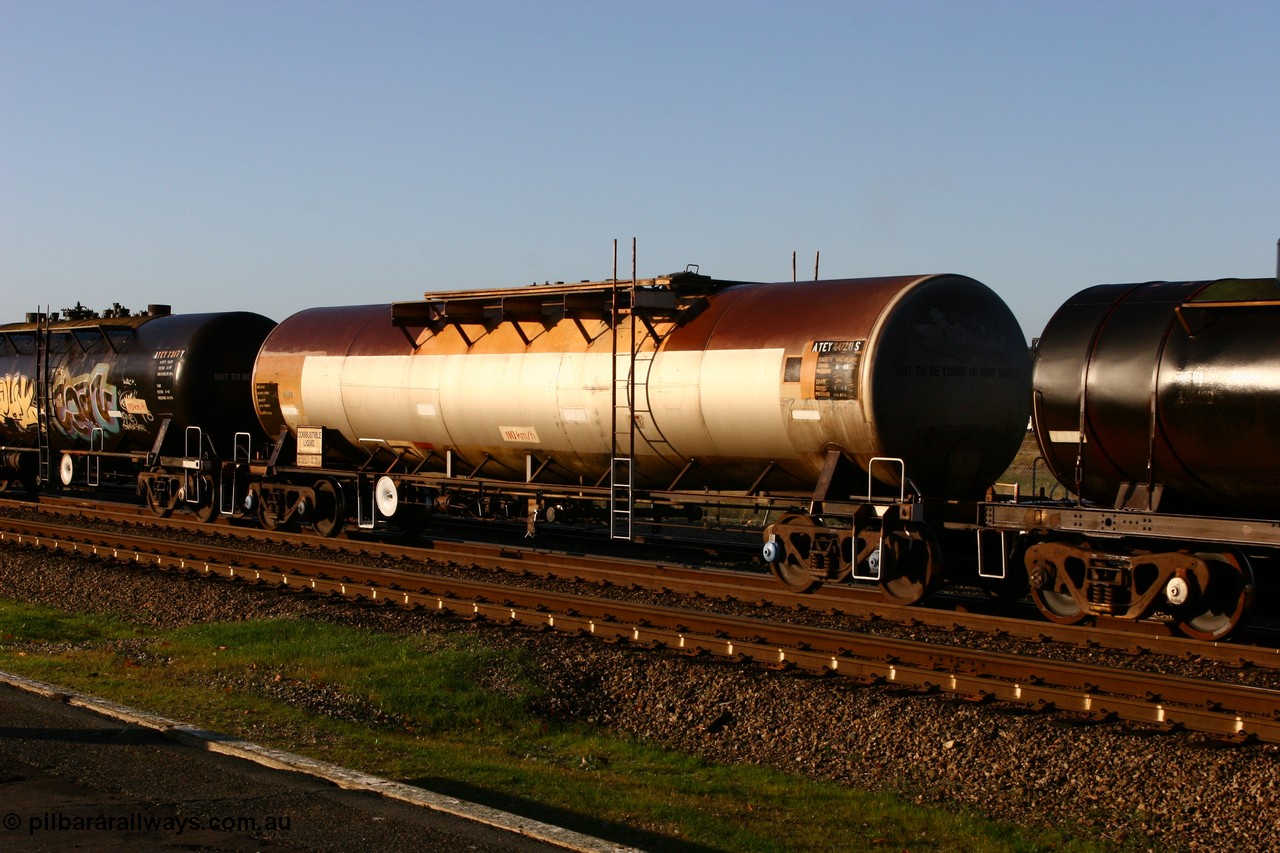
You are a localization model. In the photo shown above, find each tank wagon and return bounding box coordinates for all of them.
[250,270,1031,598]
[0,304,275,517]
[10,251,1280,643]
[983,270,1280,640]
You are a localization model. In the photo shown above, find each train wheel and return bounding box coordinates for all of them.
[767,514,822,593]
[877,522,937,605]
[192,475,218,523]
[311,479,345,538]
[1026,543,1087,625]
[1175,551,1254,642]
[1030,587,1084,624]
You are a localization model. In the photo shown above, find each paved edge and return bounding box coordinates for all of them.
[0,670,641,853]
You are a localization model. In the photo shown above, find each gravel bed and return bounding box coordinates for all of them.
[1,543,1278,851]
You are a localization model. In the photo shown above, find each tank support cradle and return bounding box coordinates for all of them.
[1025,539,1255,641]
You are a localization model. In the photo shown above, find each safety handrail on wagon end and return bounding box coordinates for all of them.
[867,456,906,503]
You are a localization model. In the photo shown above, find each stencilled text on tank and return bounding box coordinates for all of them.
[902,311,1023,381]
[153,350,184,402]
[51,363,122,442]
[0,372,38,430]
[811,340,864,400]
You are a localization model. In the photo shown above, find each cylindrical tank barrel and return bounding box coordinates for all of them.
[1033,277,1280,515]
[253,274,1030,498]
[0,311,276,458]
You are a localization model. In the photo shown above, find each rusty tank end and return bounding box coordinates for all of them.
[1033,276,1280,516]
[252,272,1030,498]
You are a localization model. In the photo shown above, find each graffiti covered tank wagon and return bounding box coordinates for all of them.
[0,305,275,499]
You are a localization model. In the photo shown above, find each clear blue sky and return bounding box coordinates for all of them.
[3,1,1277,341]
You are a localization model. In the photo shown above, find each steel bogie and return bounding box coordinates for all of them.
[1023,537,1255,640]
[138,471,178,518]
[764,514,830,592]
[762,502,944,603]
[242,474,351,537]
[250,480,311,532]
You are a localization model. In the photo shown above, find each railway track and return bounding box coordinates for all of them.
[6,495,1280,671]
[3,512,1279,744]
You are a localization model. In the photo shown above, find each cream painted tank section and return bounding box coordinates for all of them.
[554,351,609,454]
[284,348,802,485]
[301,354,458,450]
[652,349,789,460]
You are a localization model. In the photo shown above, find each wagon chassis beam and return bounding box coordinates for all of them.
[982,501,1280,550]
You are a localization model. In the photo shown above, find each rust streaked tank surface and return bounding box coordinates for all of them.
[1033,277,1280,515]
[253,272,1029,497]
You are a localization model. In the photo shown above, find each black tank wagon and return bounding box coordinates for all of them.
[0,304,275,517]
[984,259,1280,640]
[1034,276,1280,515]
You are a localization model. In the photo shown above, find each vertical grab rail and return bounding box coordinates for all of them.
[221,432,252,516]
[609,238,636,541]
[88,428,105,486]
[184,426,203,506]
[866,457,906,502]
[34,308,52,489]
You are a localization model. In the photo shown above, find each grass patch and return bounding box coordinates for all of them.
[0,599,1120,852]
[0,599,141,645]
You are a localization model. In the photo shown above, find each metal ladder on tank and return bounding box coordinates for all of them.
[609,242,688,540]
[34,309,53,488]
[609,251,636,541]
